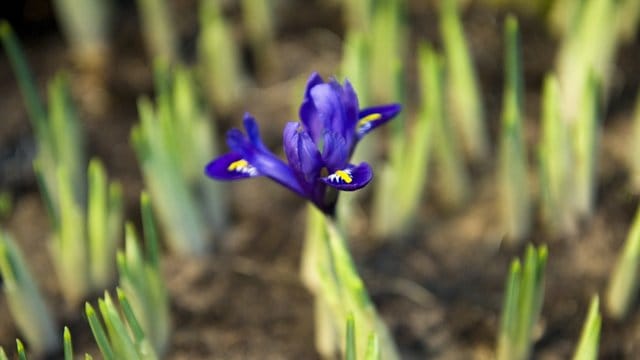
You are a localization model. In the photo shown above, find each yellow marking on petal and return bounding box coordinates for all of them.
[335,170,353,183]
[357,113,382,128]
[228,159,249,171]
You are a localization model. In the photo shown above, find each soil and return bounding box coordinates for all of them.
[1,0,640,359]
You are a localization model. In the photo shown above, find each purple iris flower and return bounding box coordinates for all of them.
[205,72,401,215]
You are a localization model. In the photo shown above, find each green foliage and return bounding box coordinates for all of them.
[131,63,226,255]
[198,0,243,113]
[499,15,530,242]
[63,327,73,360]
[136,0,177,63]
[369,0,405,103]
[607,204,640,319]
[571,74,600,217]
[497,244,548,360]
[2,22,122,303]
[538,74,574,235]
[0,191,12,219]
[0,22,48,140]
[0,231,58,355]
[371,42,438,237]
[345,315,356,360]
[555,0,633,122]
[241,0,277,81]
[117,193,170,355]
[573,295,601,360]
[421,42,468,211]
[440,0,488,161]
[631,91,640,193]
[51,0,112,64]
[85,291,158,360]
[344,315,381,360]
[301,206,399,359]
[40,158,123,305]
[16,339,26,360]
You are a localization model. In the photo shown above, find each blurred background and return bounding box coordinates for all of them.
[1,0,640,358]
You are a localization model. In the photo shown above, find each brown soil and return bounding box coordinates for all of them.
[1,1,640,359]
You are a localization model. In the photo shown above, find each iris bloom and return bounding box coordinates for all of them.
[205,72,401,215]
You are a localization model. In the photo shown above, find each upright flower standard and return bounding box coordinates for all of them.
[206,73,401,358]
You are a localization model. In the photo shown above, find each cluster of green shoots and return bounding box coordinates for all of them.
[2,0,640,358]
[315,0,639,357]
[1,22,124,307]
[0,21,172,356]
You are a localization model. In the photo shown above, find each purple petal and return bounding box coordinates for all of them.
[223,122,306,196]
[304,72,324,97]
[340,80,360,136]
[299,73,325,142]
[243,113,268,151]
[320,162,373,191]
[250,152,306,196]
[310,83,345,136]
[321,131,348,171]
[356,103,402,139]
[283,122,323,186]
[226,128,250,154]
[205,152,259,180]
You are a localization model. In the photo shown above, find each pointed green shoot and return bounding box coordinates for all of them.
[136,0,177,62]
[364,333,380,360]
[396,42,434,220]
[16,339,26,360]
[132,64,226,255]
[606,204,640,319]
[117,193,170,355]
[341,30,372,163]
[51,0,112,65]
[371,41,434,237]
[241,0,277,81]
[85,302,115,360]
[497,244,548,360]
[555,0,618,122]
[0,347,7,360]
[49,164,88,305]
[630,90,640,193]
[572,73,600,217]
[302,205,399,359]
[0,191,12,219]
[572,295,601,360]
[86,291,158,360]
[88,158,123,289]
[499,14,530,242]
[336,31,373,229]
[539,74,574,235]
[141,192,160,268]
[0,231,58,355]
[116,289,158,358]
[198,0,243,113]
[97,294,140,360]
[63,327,73,360]
[345,314,356,360]
[425,43,469,210]
[0,21,47,139]
[46,73,85,198]
[440,0,488,161]
[369,0,405,103]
